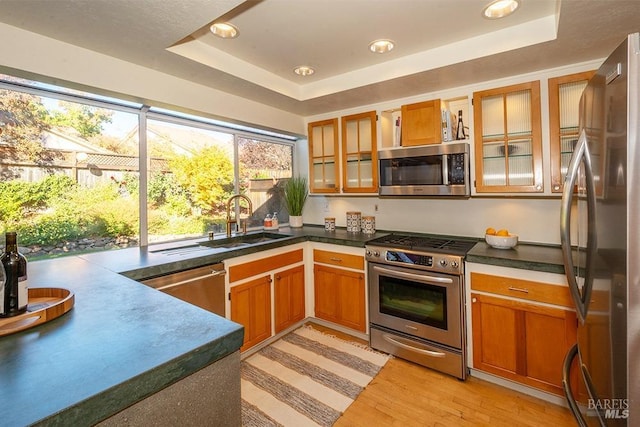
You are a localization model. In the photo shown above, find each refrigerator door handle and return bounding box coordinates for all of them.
[562,344,588,427]
[561,130,588,322]
[582,134,598,320]
[560,130,596,323]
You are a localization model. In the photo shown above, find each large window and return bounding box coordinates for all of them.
[0,75,296,257]
[238,136,293,225]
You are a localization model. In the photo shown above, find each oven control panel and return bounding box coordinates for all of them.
[365,245,464,275]
[385,250,433,267]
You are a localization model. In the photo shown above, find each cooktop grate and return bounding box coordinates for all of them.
[366,234,477,255]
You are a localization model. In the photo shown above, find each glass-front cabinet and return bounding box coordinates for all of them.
[341,111,378,193]
[473,81,543,193]
[548,71,595,193]
[308,118,340,193]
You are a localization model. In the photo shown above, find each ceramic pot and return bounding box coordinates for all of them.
[289,215,304,228]
[346,211,361,233]
[324,217,336,232]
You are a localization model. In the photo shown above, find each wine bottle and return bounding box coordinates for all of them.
[456,110,466,140]
[1,231,29,317]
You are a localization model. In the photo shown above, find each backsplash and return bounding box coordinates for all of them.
[303,196,566,245]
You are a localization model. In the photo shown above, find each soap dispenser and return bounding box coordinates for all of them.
[271,212,279,229]
[264,213,272,229]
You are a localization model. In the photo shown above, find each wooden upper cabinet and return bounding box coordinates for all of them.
[308,118,340,193]
[548,71,595,193]
[473,81,543,193]
[401,99,442,146]
[341,111,378,193]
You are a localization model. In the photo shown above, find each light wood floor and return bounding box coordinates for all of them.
[309,323,576,427]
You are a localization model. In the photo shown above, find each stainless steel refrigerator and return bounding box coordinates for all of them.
[560,33,639,426]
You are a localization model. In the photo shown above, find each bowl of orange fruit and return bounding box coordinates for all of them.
[485,227,518,249]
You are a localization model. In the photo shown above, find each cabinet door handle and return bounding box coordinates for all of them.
[156,270,226,291]
[275,275,281,280]
[329,257,343,262]
[508,286,529,294]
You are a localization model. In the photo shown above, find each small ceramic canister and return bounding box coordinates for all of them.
[324,217,336,232]
[346,211,361,233]
[361,216,376,234]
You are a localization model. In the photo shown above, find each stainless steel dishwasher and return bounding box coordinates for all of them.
[141,263,226,316]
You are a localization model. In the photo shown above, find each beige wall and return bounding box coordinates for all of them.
[302,194,566,245]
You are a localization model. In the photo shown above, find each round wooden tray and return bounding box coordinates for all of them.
[0,288,75,336]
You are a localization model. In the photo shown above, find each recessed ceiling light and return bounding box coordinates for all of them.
[294,66,315,76]
[369,39,395,54]
[210,22,239,39]
[482,0,519,19]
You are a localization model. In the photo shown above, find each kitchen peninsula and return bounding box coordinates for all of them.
[0,256,244,426]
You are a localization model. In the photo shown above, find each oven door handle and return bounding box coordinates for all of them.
[382,334,446,358]
[372,265,453,284]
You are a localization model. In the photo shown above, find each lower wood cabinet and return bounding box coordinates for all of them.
[313,248,366,333]
[230,275,272,352]
[227,248,304,351]
[274,265,305,334]
[470,272,577,396]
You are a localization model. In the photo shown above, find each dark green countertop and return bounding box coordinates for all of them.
[467,241,569,275]
[80,225,389,281]
[0,225,387,426]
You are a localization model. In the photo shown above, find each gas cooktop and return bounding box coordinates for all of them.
[366,233,477,256]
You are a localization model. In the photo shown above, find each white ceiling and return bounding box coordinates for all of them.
[0,0,639,116]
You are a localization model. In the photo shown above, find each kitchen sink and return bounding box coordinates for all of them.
[150,232,291,255]
[198,232,290,249]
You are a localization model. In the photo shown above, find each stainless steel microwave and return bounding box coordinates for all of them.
[378,142,470,197]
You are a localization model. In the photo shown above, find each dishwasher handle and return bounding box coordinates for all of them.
[156,269,226,291]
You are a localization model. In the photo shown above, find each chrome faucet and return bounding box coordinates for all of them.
[226,194,253,237]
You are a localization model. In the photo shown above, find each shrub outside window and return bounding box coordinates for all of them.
[0,75,296,258]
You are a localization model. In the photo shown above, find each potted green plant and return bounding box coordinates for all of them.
[284,176,308,228]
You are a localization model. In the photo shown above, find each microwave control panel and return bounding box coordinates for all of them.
[448,153,466,184]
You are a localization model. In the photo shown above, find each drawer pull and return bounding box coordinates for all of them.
[329,257,343,262]
[508,286,529,294]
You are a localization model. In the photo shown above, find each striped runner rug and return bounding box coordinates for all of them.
[241,326,390,427]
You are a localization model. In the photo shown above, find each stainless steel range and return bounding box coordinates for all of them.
[365,234,477,379]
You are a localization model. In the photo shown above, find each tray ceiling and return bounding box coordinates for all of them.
[0,0,638,116]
